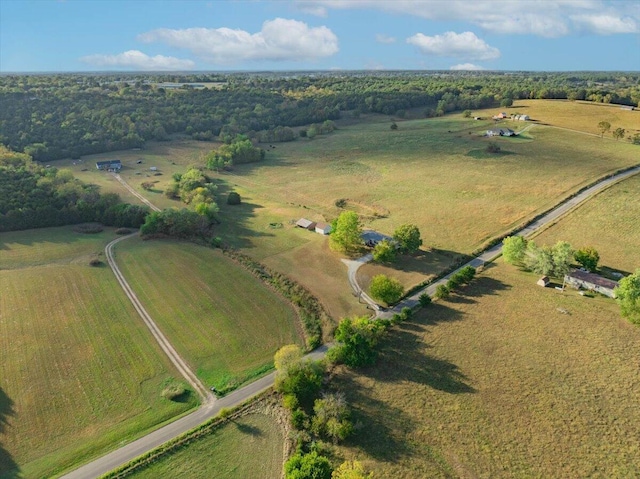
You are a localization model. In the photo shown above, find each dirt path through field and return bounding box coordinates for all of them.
[112,173,162,212]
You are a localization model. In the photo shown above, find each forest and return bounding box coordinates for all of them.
[1,71,638,162]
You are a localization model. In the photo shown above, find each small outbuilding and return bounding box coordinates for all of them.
[564,270,618,298]
[150,166,158,171]
[486,128,516,137]
[315,222,332,235]
[296,218,316,230]
[537,276,550,287]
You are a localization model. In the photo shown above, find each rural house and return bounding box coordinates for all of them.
[493,112,509,119]
[564,270,618,298]
[95,160,122,171]
[315,222,332,235]
[486,128,516,137]
[296,218,316,230]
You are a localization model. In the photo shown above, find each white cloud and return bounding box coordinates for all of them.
[295,0,639,37]
[375,33,396,44]
[571,14,638,34]
[450,63,486,71]
[138,18,338,64]
[407,31,500,61]
[80,50,195,70]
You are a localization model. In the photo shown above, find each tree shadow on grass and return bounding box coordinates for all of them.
[233,421,263,437]
[0,387,19,479]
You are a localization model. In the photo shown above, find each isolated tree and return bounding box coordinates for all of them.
[329,315,386,367]
[613,127,625,141]
[332,461,374,479]
[463,109,472,118]
[502,235,528,264]
[330,211,363,254]
[525,241,554,276]
[393,223,422,254]
[574,246,599,272]
[227,191,241,205]
[551,241,574,276]
[615,269,640,325]
[434,284,450,300]
[500,98,513,107]
[369,274,404,305]
[390,122,398,130]
[285,451,333,479]
[372,239,396,263]
[598,121,611,138]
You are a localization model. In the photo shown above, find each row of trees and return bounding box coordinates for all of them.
[3,72,637,162]
[597,121,638,143]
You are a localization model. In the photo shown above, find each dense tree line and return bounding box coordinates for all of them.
[0,146,147,232]
[2,71,638,162]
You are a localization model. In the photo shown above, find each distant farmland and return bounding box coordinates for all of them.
[114,238,304,392]
[0,227,196,479]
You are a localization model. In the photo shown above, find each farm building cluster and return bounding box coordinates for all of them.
[296,218,332,235]
[492,112,530,121]
[486,128,516,137]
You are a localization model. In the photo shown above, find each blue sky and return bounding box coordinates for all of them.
[1,0,639,72]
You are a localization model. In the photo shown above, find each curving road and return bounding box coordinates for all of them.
[63,164,639,478]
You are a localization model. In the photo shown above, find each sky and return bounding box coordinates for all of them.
[1,0,639,72]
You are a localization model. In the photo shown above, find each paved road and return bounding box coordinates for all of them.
[62,345,328,479]
[376,165,640,318]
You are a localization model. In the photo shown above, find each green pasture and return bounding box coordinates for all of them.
[113,238,304,391]
[0,228,195,479]
[533,172,640,273]
[125,413,284,479]
[332,262,640,478]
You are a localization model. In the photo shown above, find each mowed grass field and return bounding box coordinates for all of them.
[113,238,304,391]
[126,413,284,479]
[332,262,640,478]
[507,99,640,137]
[0,227,196,479]
[533,172,640,273]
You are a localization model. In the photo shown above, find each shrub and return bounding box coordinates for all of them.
[419,293,432,306]
[372,239,396,263]
[334,198,347,208]
[89,258,103,267]
[486,142,501,153]
[115,227,132,235]
[161,384,186,401]
[369,274,404,305]
[291,408,308,430]
[284,451,332,479]
[141,181,154,190]
[73,223,104,234]
[227,191,241,205]
[435,284,450,300]
[575,246,600,272]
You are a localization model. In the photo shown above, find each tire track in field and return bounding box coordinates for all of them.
[111,173,161,212]
[105,234,212,402]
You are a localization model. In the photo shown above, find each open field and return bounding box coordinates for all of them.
[331,262,640,478]
[533,173,640,273]
[0,227,196,479]
[507,99,640,137]
[113,238,304,391]
[125,413,284,479]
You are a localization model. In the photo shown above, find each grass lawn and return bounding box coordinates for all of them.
[113,237,304,391]
[125,413,284,479]
[331,262,640,478]
[0,227,196,479]
[533,173,640,274]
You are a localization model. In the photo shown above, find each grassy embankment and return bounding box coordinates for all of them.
[0,227,197,479]
[331,261,640,478]
[114,238,304,392]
